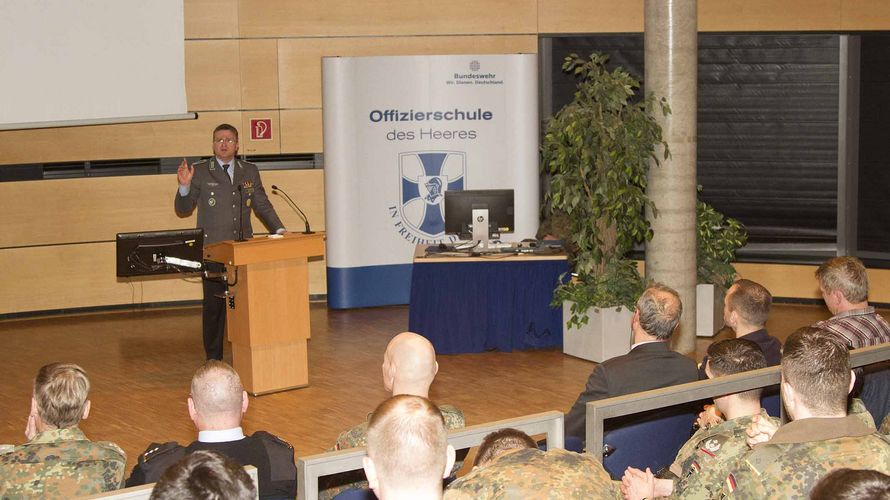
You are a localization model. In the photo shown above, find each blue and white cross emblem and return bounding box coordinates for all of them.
[399,151,465,238]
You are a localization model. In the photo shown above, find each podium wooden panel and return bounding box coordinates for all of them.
[204,232,325,395]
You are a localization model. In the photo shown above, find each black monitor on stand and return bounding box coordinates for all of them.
[116,228,204,277]
[443,189,514,251]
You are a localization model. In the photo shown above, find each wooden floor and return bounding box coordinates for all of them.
[0,301,857,474]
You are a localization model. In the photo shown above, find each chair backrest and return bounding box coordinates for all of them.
[297,410,564,500]
[601,408,697,479]
[585,343,890,463]
[81,465,259,500]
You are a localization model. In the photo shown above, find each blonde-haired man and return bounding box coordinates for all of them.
[127,360,296,499]
[363,395,456,500]
[0,363,126,498]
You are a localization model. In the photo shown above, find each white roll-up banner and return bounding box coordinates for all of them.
[322,54,539,308]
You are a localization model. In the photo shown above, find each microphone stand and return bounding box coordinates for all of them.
[271,185,314,234]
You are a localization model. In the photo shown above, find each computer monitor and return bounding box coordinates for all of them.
[444,189,514,245]
[116,228,204,277]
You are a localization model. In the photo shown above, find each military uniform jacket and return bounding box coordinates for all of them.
[444,448,621,500]
[666,409,777,499]
[721,414,890,499]
[174,158,284,245]
[126,431,296,499]
[0,427,126,499]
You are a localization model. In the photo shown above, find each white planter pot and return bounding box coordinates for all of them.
[696,283,725,337]
[562,302,633,362]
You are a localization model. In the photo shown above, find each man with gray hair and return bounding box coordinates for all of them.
[363,395,456,500]
[564,282,698,444]
[0,363,127,498]
[126,360,296,499]
[815,255,890,425]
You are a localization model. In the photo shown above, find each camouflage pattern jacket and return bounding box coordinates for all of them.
[0,427,126,498]
[666,409,777,499]
[444,448,621,500]
[721,414,890,498]
[333,404,465,450]
[319,404,465,500]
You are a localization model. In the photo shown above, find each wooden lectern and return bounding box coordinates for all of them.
[204,232,325,395]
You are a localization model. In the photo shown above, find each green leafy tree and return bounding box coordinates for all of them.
[542,53,670,327]
[697,195,747,289]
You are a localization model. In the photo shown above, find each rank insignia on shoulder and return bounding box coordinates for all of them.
[141,442,180,463]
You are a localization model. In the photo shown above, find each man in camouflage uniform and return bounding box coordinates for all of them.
[0,363,126,498]
[322,332,465,498]
[445,428,620,499]
[720,327,890,498]
[622,338,777,499]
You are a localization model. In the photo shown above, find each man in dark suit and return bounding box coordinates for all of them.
[175,123,285,360]
[126,361,297,499]
[564,282,698,444]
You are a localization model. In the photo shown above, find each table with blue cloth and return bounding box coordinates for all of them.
[408,246,569,355]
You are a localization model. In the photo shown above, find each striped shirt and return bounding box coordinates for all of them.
[815,307,890,348]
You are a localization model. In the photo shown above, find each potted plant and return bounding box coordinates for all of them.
[541,53,669,362]
[695,196,748,336]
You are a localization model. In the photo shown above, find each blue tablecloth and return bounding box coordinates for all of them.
[408,258,569,354]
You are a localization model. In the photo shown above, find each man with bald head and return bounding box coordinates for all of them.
[126,361,296,499]
[334,332,464,450]
[320,333,464,499]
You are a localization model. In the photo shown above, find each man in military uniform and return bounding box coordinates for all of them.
[126,360,296,499]
[175,123,286,360]
[321,332,465,499]
[0,363,126,498]
[445,428,621,499]
[363,395,456,500]
[621,338,776,499]
[720,326,890,498]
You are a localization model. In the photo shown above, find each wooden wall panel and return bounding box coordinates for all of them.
[699,0,841,32]
[278,35,538,109]
[736,262,890,304]
[240,39,279,110]
[0,243,201,315]
[1,169,324,248]
[280,110,323,154]
[239,111,281,155]
[841,0,890,30]
[538,0,643,34]
[0,112,239,166]
[184,0,239,39]
[186,40,242,111]
[0,244,326,315]
[238,0,537,38]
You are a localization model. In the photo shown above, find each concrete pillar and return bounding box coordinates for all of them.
[644,0,698,354]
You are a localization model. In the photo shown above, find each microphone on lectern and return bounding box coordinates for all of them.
[271,185,313,234]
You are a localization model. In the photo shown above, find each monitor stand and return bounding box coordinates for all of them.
[471,208,490,251]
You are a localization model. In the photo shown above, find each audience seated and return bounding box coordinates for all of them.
[322,332,465,499]
[809,468,890,500]
[564,282,698,445]
[126,360,296,499]
[0,362,126,498]
[698,279,781,379]
[815,256,890,425]
[362,395,456,500]
[445,428,620,499]
[621,338,775,499]
[713,327,888,497]
[150,449,256,500]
